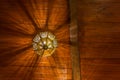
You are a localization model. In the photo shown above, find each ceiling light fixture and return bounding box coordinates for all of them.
[32,31,57,57]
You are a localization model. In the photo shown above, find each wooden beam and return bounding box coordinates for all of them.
[69,0,81,80]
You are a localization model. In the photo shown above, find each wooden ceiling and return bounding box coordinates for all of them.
[0,0,71,80]
[0,0,120,80]
[78,0,120,80]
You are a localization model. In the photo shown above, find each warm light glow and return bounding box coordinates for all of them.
[32,31,57,57]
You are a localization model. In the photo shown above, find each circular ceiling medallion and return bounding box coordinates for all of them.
[32,31,57,57]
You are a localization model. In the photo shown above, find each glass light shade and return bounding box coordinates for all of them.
[32,31,57,57]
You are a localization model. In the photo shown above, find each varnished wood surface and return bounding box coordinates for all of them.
[0,0,72,80]
[69,0,81,79]
[78,0,120,80]
[0,0,120,80]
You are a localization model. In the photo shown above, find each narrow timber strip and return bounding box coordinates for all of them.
[69,0,81,80]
